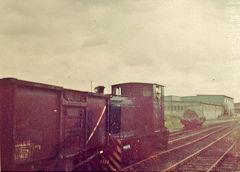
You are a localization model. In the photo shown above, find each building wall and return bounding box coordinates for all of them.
[164,100,224,120]
[201,103,224,119]
[181,95,234,116]
[223,97,234,115]
[234,103,240,116]
[164,101,190,117]
[165,96,182,101]
[182,95,224,104]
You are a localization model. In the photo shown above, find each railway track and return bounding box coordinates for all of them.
[121,121,239,171]
[211,142,240,171]
[163,128,237,171]
[168,125,225,147]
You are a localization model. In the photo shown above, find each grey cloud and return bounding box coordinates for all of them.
[120,55,154,66]
[0,0,239,100]
[82,38,107,47]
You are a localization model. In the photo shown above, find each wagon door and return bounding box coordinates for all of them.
[61,90,87,156]
[86,95,108,149]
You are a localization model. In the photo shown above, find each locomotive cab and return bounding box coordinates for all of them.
[109,83,169,162]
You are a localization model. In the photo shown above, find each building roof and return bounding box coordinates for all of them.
[196,94,234,99]
[167,94,234,100]
[164,100,223,107]
[234,103,240,108]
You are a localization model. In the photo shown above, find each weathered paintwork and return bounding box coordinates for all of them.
[0,79,169,171]
[0,78,109,171]
[109,83,169,161]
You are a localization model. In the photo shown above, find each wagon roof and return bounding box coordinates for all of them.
[0,78,109,98]
[0,77,63,90]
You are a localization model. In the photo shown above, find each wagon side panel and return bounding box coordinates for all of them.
[13,85,60,164]
[0,82,14,171]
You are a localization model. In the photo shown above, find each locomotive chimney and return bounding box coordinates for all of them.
[94,86,105,94]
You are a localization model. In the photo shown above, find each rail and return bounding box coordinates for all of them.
[162,127,238,171]
[206,144,234,172]
[121,123,232,171]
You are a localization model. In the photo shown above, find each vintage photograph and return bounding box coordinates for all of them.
[1,0,240,171]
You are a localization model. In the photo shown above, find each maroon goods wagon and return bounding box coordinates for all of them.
[0,78,109,171]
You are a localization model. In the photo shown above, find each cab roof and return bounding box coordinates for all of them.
[112,82,164,87]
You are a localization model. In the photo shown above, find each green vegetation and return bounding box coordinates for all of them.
[203,116,237,126]
[165,115,239,132]
[165,115,183,132]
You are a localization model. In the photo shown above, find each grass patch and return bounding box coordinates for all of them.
[165,115,183,132]
[203,115,237,126]
[165,115,239,132]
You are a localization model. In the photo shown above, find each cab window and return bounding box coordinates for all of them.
[143,86,151,97]
[109,104,121,134]
[156,86,161,100]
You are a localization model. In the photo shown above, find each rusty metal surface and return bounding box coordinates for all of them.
[14,85,60,163]
[0,78,109,171]
[110,83,165,139]
[61,89,87,157]
[0,81,14,170]
[1,78,168,171]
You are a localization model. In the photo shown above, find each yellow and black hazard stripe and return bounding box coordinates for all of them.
[100,138,122,171]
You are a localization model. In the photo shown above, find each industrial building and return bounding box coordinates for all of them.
[234,103,240,117]
[164,95,231,120]
[181,95,234,116]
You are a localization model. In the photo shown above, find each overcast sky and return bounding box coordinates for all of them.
[1,0,240,101]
